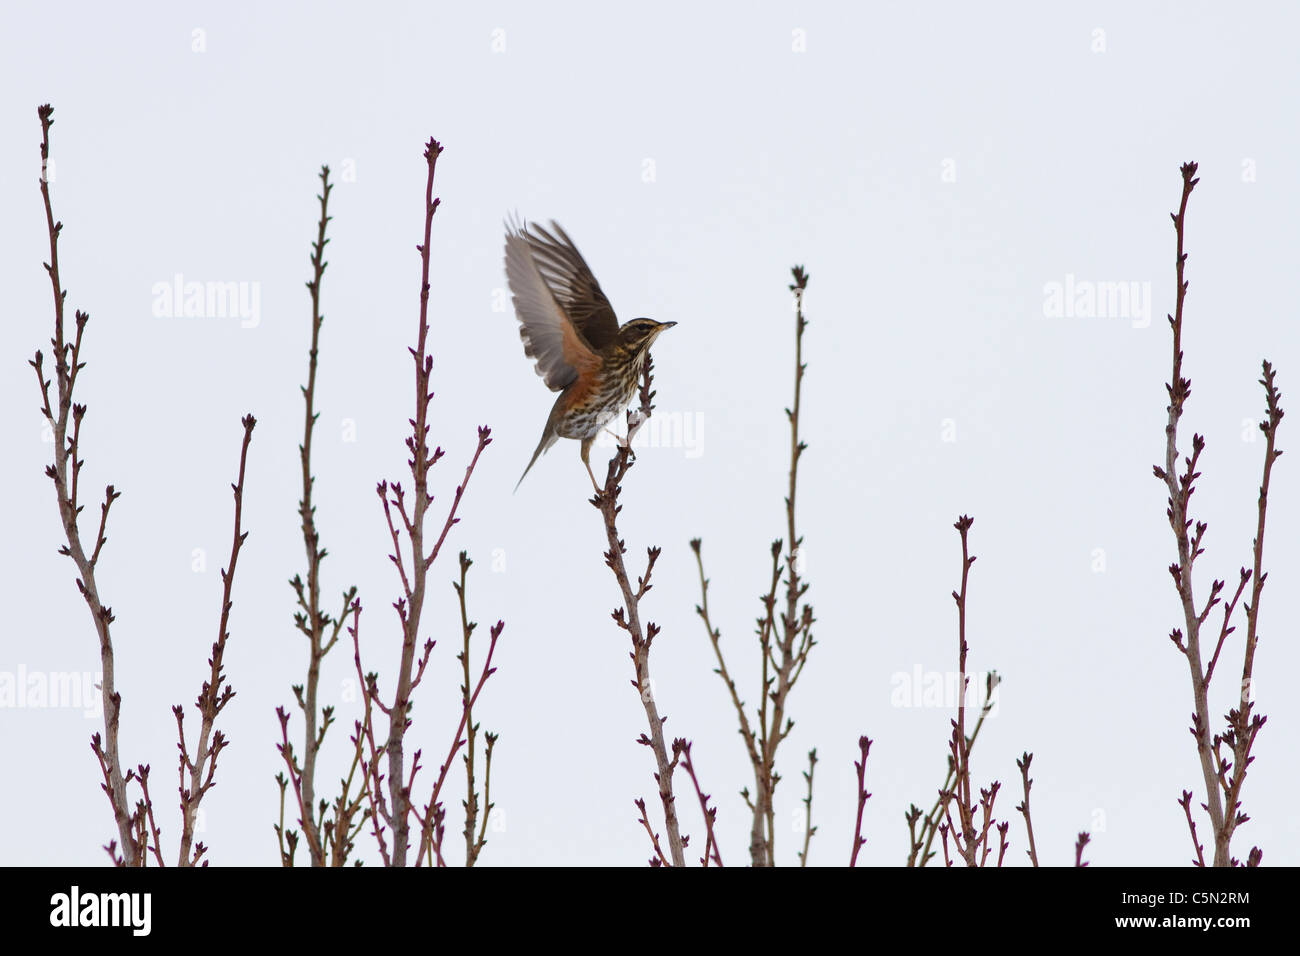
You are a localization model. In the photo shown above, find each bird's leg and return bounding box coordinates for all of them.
[581,436,603,494]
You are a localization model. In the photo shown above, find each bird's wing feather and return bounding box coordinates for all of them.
[522,220,620,351]
[505,218,605,392]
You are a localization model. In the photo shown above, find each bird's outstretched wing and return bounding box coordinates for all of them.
[504,217,619,392]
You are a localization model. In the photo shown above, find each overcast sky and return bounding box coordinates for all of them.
[2,1,1297,867]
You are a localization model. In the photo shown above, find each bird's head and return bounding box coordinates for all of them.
[615,318,677,358]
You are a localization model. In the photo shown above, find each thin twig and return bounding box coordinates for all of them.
[380,139,446,866]
[349,601,392,867]
[1155,162,1230,863]
[358,138,494,866]
[416,615,503,868]
[634,798,671,867]
[1155,163,1282,867]
[453,551,496,867]
[30,104,138,865]
[951,515,977,865]
[908,671,999,866]
[679,740,722,867]
[1217,363,1282,864]
[691,266,816,868]
[1178,789,1206,867]
[752,265,816,866]
[914,517,1013,869]
[475,732,497,861]
[798,748,817,867]
[689,540,764,782]
[176,414,257,867]
[1015,752,1039,867]
[597,358,686,867]
[281,164,360,866]
[135,766,165,868]
[1074,832,1091,868]
[849,736,872,866]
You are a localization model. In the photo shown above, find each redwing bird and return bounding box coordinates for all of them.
[504,218,676,492]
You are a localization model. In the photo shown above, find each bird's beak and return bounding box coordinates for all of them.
[659,321,677,330]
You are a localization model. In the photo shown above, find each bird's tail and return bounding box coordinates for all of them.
[514,426,558,493]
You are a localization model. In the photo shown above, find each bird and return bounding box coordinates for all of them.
[504,217,676,493]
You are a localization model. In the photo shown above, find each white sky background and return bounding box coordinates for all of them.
[2,2,1298,867]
